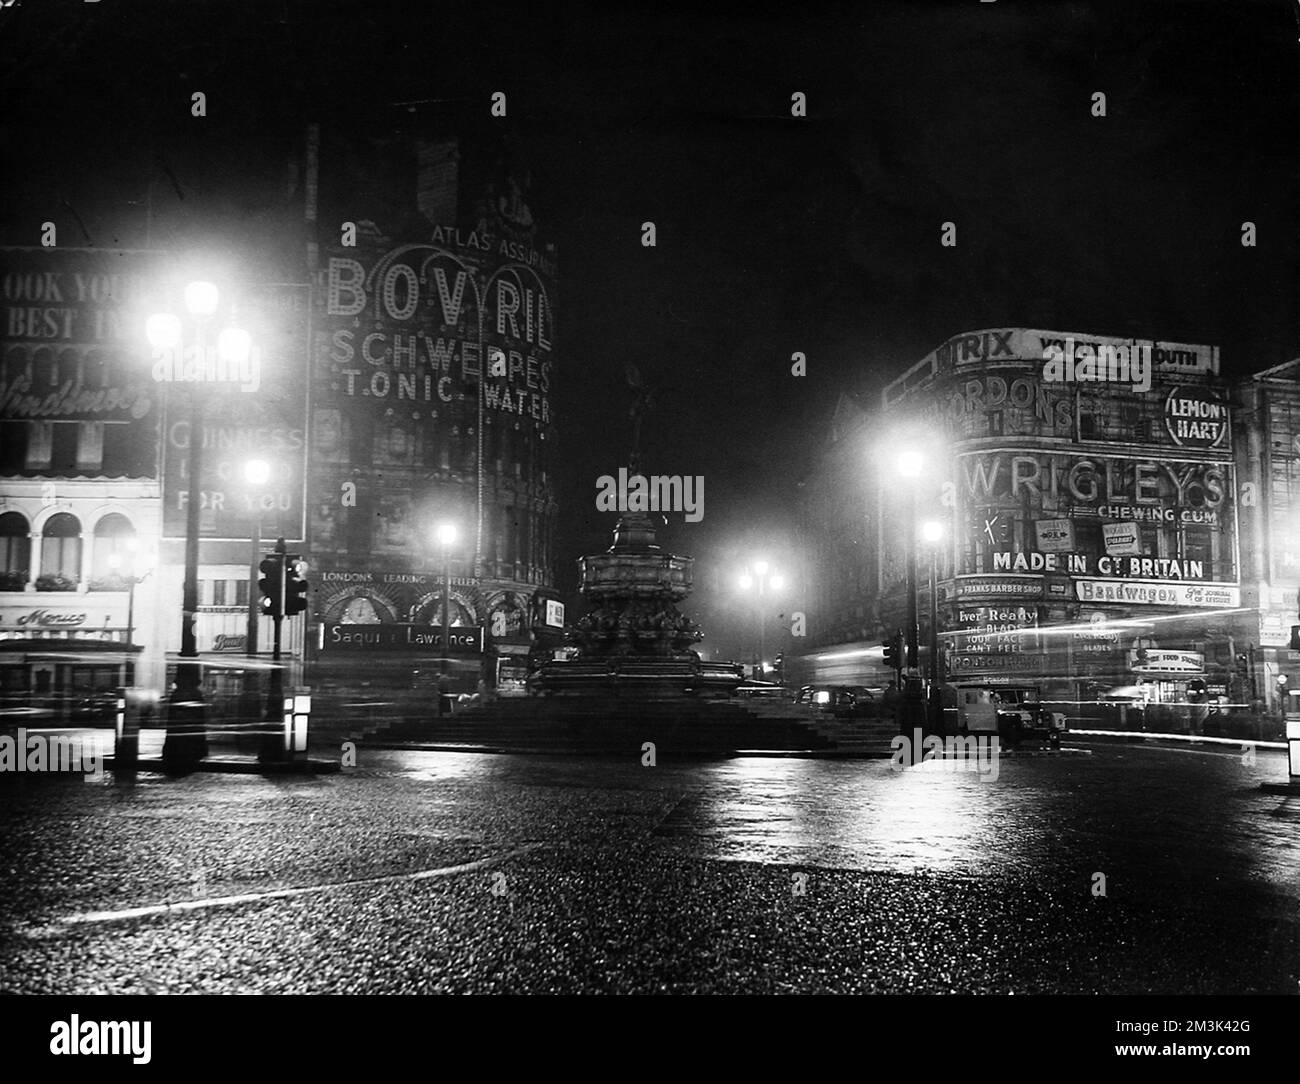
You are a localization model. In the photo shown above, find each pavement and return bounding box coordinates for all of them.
[0,739,1296,994]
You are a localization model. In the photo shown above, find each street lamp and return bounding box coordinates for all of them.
[107,546,153,652]
[436,523,458,712]
[147,278,243,765]
[738,561,782,680]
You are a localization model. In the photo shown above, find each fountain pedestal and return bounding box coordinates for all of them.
[534,510,743,698]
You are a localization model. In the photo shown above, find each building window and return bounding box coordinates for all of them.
[1182,524,1214,579]
[0,512,30,586]
[213,579,228,606]
[1075,520,1102,564]
[40,512,81,584]
[235,579,249,607]
[50,421,79,472]
[0,421,27,473]
[92,512,136,581]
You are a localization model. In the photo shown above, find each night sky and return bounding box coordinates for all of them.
[4,0,1299,658]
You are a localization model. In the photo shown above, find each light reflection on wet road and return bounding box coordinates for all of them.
[652,745,1300,896]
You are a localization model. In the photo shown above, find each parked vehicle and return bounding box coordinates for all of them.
[949,684,1067,747]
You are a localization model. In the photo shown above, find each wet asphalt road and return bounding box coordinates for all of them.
[0,741,1296,994]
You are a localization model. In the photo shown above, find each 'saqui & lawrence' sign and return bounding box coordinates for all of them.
[323,623,485,654]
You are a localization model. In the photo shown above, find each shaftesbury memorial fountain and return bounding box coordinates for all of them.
[533,367,744,700]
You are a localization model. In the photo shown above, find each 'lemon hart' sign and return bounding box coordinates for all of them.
[323,623,484,654]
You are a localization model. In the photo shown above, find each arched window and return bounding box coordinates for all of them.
[40,512,82,583]
[92,513,135,581]
[0,512,30,583]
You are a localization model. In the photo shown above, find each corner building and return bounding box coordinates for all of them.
[878,328,1247,716]
[304,132,561,698]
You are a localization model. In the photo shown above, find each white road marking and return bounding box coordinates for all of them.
[21,842,548,935]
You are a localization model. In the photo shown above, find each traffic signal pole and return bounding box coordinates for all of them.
[261,540,287,759]
[246,520,260,659]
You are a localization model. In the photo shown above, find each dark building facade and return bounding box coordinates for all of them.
[0,128,564,711]
[303,130,562,695]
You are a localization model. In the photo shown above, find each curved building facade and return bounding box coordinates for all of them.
[795,327,1260,726]
[885,328,1243,708]
[304,133,561,693]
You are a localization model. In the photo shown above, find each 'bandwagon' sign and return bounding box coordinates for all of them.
[1076,580,1240,607]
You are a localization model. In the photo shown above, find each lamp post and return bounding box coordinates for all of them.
[147,281,252,765]
[148,281,219,764]
[107,547,153,682]
[738,562,783,681]
[896,449,929,735]
[921,519,945,727]
[436,523,457,711]
[898,451,923,674]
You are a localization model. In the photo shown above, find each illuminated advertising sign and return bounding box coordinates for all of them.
[950,604,1038,659]
[318,237,555,431]
[311,234,556,558]
[1102,521,1141,556]
[0,248,164,476]
[544,599,565,628]
[883,328,1218,412]
[1164,386,1228,449]
[923,328,1216,378]
[322,623,484,653]
[162,282,310,541]
[1035,519,1074,552]
[955,448,1238,603]
[1075,580,1240,607]
[1133,650,1204,673]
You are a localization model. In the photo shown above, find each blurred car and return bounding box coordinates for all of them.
[736,680,795,701]
[69,689,120,722]
[797,684,875,718]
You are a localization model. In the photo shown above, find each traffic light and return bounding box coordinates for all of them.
[284,557,310,616]
[258,553,284,619]
[1236,653,1249,672]
[882,631,902,672]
